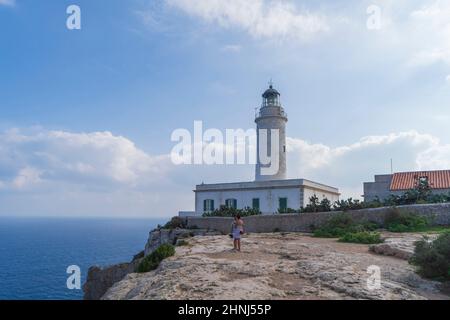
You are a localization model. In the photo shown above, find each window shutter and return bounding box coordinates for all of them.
[204,200,207,212]
[279,198,288,211]
[233,199,237,209]
[211,200,214,211]
[252,198,260,210]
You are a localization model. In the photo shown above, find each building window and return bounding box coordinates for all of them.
[225,198,237,209]
[279,197,288,212]
[252,198,260,211]
[418,176,429,185]
[203,199,214,212]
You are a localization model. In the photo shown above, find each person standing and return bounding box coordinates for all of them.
[231,214,244,251]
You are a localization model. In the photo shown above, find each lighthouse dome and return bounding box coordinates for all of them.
[262,85,280,99]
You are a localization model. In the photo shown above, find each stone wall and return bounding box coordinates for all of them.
[186,203,450,234]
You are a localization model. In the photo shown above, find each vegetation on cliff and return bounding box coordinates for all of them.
[136,244,175,273]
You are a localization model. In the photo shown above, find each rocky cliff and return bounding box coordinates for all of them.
[83,227,221,300]
[101,232,449,300]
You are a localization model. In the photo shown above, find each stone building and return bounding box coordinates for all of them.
[180,85,340,216]
[363,170,450,202]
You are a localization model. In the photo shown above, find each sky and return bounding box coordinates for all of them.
[1,0,450,217]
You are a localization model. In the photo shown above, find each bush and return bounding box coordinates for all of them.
[203,206,261,217]
[136,244,175,273]
[410,232,450,280]
[333,198,365,211]
[385,209,430,232]
[314,213,359,237]
[339,231,384,244]
[301,196,332,213]
[313,213,381,238]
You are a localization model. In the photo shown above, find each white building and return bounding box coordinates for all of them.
[180,85,340,217]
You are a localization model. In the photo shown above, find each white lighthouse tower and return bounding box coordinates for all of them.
[255,84,288,181]
[181,84,340,218]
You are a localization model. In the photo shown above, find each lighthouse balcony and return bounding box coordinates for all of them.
[255,107,288,120]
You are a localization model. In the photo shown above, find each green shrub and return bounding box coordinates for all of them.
[333,198,365,211]
[314,213,360,237]
[313,213,381,238]
[362,221,381,231]
[410,232,450,280]
[339,231,384,244]
[203,206,260,217]
[385,209,430,232]
[301,196,333,213]
[136,244,175,273]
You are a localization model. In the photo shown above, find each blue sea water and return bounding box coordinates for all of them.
[0,217,165,300]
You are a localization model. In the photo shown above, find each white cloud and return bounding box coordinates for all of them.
[0,128,181,217]
[221,44,242,53]
[287,131,450,198]
[2,127,450,216]
[0,0,15,6]
[166,0,329,41]
[405,1,450,68]
[12,167,42,190]
[0,128,171,188]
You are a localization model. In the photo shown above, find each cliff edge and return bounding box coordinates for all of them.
[101,232,449,300]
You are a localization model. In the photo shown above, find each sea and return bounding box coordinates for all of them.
[0,217,166,300]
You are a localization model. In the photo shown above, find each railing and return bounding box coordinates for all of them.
[256,108,287,119]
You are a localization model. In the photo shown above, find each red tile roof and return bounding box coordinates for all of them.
[390,170,450,191]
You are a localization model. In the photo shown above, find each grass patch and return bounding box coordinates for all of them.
[339,231,384,244]
[410,232,450,281]
[136,244,175,273]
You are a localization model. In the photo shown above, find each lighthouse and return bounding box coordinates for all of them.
[255,84,288,181]
[181,84,340,217]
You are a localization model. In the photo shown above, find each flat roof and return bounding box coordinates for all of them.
[195,178,340,194]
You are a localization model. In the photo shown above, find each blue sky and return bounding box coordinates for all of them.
[1,0,450,217]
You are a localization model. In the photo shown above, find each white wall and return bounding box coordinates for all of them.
[195,186,339,215]
[303,187,340,206]
[196,187,301,215]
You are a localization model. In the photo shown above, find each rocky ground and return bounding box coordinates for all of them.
[102,232,449,300]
